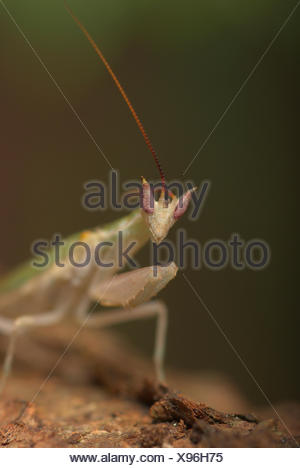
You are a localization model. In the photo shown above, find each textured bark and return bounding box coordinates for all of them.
[0,324,299,448]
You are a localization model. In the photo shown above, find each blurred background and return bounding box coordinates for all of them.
[0,0,298,405]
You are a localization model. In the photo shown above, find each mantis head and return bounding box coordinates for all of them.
[141,177,196,244]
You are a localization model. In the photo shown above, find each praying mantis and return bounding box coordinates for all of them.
[0,5,196,394]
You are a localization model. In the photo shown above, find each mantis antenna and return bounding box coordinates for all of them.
[65,3,167,195]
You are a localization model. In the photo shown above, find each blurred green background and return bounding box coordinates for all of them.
[0,0,298,404]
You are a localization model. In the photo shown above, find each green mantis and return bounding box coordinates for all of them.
[0,5,195,393]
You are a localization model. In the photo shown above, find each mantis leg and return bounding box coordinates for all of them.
[0,307,68,395]
[76,300,168,382]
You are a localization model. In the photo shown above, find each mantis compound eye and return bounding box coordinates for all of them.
[141,177,154,214]
[173,187,197,220]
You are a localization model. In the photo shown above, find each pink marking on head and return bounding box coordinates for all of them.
[173,188,196,219]
[141,177,154,214]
